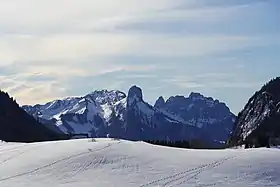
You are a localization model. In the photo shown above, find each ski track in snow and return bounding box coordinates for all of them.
[0,145,37,165]
[0,144,29,154]
[0,139,280,187]
[0,141,119,182]
[140,154,238,187]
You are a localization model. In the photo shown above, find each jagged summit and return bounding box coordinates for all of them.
[156,92,235,141]
[127,85,143,106]
[166,95,186,103]
[189,92,204,99]
[154,96,165,108]
[128,85,143,99]
[23,86,235,143]
[88,89,126,105]
[22,89,127,135]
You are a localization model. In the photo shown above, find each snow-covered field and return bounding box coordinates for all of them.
[0,139,279,187]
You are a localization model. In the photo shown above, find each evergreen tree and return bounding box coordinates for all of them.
[0,90,65,142]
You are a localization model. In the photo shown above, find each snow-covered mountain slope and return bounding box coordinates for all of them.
[23,86,234,143]
[23,90,126,136]
[230,77,280,145]
[155,92,236,141]
[0,138,280,187]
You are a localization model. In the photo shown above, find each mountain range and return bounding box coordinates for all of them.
[23,85,236,144]
[2,76,280,146]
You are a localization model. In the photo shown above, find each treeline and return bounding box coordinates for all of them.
[145,140,191,148]
[245,134,272,149]
[144,139,221,149]
[0,90,65,143]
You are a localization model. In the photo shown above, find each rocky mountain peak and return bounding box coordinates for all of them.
[88,90,126,105]
[154,96,165,108]
[127,85,143,106]
[189,92,205,100]
[166,96,186,104]
[22,85,235,143]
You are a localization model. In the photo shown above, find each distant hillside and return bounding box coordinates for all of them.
[0,90,65,142]
[230,77,280,146]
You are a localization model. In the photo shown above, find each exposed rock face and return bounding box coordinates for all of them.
[230,77,280,146]
[155,92,236,141]
[123,86,206,141]
[154,96,165,109]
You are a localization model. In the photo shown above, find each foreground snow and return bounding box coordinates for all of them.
[0,139,279,187]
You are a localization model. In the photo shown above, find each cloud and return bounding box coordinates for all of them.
[12,83,67,105]
[173,0,266,9]
[0,60,157,105]
[0,32,266,68]
[0,0,183,34]
[0,0,278,112]
[163,73,264,90]
[0,0,274,66]
[0,0,275,67]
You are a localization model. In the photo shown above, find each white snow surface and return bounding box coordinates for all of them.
[0,139,279,187]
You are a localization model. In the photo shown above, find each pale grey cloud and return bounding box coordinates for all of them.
[162,72,265,91]
[0,0,278,115]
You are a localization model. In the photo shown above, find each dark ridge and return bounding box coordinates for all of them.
[230,77,280,147]
[0,90,67,143]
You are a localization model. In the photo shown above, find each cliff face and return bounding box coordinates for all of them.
[155,92,235,141]
[230,77,280,145]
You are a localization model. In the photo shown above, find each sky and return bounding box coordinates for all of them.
[0,0,279,114]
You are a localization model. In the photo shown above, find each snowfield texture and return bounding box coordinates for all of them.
[0,139,279,187]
